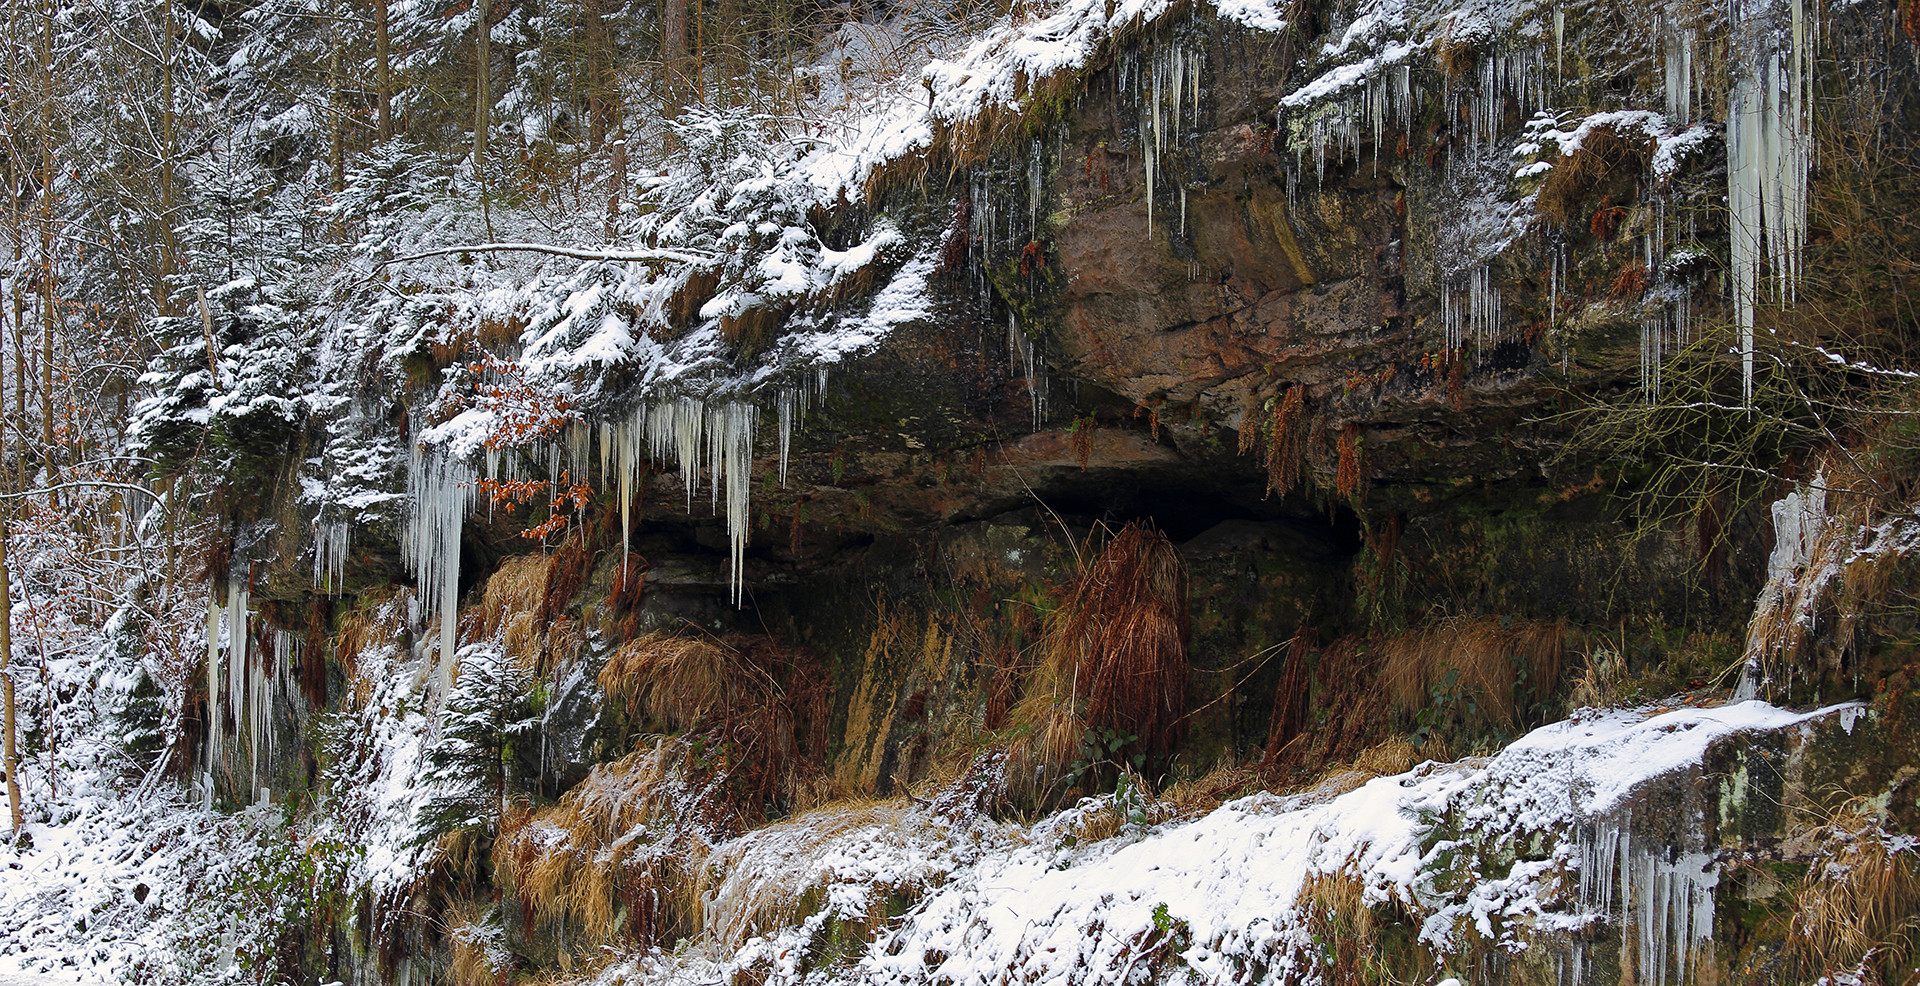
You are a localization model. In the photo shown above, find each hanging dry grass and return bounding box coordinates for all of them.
[1535,126,1654,228]
[598,629,828,819]
[541,531,594,626]
[492,740,725,949]
[1262,630,1314,761]
[1008,523,1189,799]
[1299,866,1375,970]
[1376,617,1564,728]
[606,551,648,640]
[1785,801,1920,982]
[299,597,330,709]
[445,902,514,986]
[335,590,408,709]
[1262,636,1388,780]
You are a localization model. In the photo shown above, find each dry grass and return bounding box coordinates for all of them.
[493,740,723,949]
[701,798,925,947]
[1376,617,1564,729]
[606,550,648,640]
[445,902,513,986]
[481,552,555,667]
[1159,760,1263,819]
[1535,126,1654,229]
[1566,643,1629,710]
[1297,867,1377,983]
[1263,636,1389,779]
[542,532,593,626]
[1297,862,1432,984]
[1786,799,1920,983]
[1335,424,1365,500]
[1351,737,1420,777]
[1008,523,1189,801]
[335,590,408,709]
[599,629,827,818]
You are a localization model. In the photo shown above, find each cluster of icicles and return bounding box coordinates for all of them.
[1728,0,1815,405]
[1138,38,1204,238]
[1278,0,1812,399]
[1571,811,1719,986]
[378,386,818,664]
[201,579,297,806]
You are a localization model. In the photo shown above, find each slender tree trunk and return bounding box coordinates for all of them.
[663,0,687,123]
[717,0,738,106]
[0,306,19,837]
[474,0,490,167]
[38,1,56,481]
[374,0,392,139]
[475,0,494,239]
[584,0,607,148]
[329,23,344,192]
[606,137,626,239]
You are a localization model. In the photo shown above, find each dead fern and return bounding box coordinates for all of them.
[1335,424,1365,500]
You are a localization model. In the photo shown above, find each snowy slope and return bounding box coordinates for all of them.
[592,699,1860,986]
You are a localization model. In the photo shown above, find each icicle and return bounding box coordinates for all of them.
[1029,138,1044,240]
[1728,0,1814,406]
[1663,21,1697,123]
[1575,808,1718,986]
[1554,9,1565,81]
[776,385,812,487]
[713,402,758,606]
[225,576,250,799]
[403,438,477,669]
[205,586,223,784]
[313,518,350,593]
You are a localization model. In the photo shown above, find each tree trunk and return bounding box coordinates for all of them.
[329,25,344,192]
[474,0,490,167]
[662,0,687,122]
[584,0,609,148]
[717,0,739,106]
[157,0,178,310]
[0,299,19,837]
[374,0,392,139]
[38,1,56,481]
[606,137,626,239]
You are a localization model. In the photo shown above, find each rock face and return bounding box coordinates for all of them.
[183,0,1920,983]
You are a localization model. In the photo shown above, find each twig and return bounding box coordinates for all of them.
[374,242,718,269]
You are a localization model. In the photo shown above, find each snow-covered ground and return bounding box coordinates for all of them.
[592,699,1859,986]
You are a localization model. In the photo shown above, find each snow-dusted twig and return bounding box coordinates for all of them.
[374,242,720,268]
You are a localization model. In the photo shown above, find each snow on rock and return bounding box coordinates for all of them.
[587,699,1854,986]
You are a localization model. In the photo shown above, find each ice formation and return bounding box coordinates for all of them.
[1140,38,1205,235]
[405,439,479,666]
[1728,0,1815,404]
[404,392,770,624]
[1282,50,1416,180]
[202,574,289,804]
[1442,264,1503,355]
[1662,19,1698,124]
[312,517,350,593]
[1576,813,1718,986]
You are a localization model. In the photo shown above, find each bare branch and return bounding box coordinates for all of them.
[375,242,718,269]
